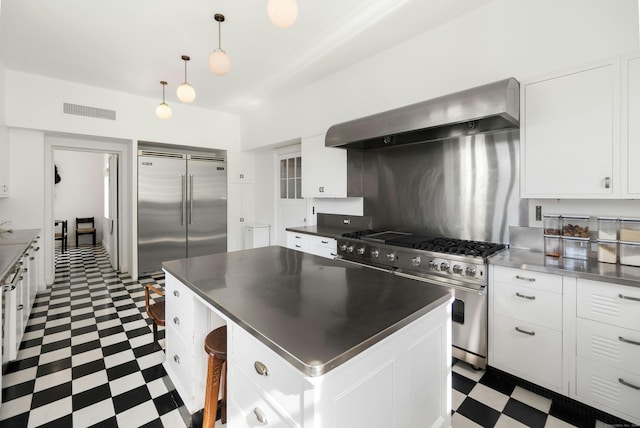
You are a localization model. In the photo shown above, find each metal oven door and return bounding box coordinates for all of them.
[451,286,487,369]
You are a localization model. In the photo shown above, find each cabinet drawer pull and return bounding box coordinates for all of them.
[619,378,640,390]
[173,355,180,363]
[515,292,536,300]
[619,336,640,346]
[173,317,180,325]
[173,290,180,297]
[515,327,535,336]
[515,275,535,282]
[17,304,23,310]
[295,235,301,239]
[321,240,329,244]
[254,361,269,376]
[604,176,611,189]
[253,407,268,425]
[295,245,301,248]
[619,293,640,302]
[330,253,337,257]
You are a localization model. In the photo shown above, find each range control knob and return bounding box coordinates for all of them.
[387,253,395,261]
[346,246,354,254]
[357,247,365,255]
[339,244,347,251]
[452,265,463,275]
[440,262,450,272]
[371,250,379,258]
[429,261,439,270]
[412,256,421,267]
[466,266,477,277]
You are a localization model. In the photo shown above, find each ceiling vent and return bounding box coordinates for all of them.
[63,103,116,121]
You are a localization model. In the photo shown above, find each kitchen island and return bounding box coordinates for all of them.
[162,246,453,428]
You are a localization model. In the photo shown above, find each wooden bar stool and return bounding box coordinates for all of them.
[203,326,227,427]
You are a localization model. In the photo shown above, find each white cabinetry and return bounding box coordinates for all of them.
[286,231,337,259]
[521,60,620,198]
[244,224,270,249]
[163,273,225,414]
[489,266,565,391]
[301,133,347,198]
[622,53,640,196]
[0,126,9,197]
[227,151,255,252]
[575,279,640,423]
[228,299,451,428]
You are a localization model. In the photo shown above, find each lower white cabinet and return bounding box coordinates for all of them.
[163,273,225,414]
[489,266,640,425]
[286,231,337,259]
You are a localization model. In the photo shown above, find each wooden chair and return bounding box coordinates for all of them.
[75,217,96,246]
[144,284,165,347]
[54,220,68,252]
[203,326,227,427]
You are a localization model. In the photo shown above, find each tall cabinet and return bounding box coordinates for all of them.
[227,151,255,252]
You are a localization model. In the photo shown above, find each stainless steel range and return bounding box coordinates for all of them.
[336,230,506,369]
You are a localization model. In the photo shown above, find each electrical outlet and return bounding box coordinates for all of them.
[535,206,542,222]
[343,218,351,225]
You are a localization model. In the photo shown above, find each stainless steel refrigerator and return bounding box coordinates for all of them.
[138,150,227,274]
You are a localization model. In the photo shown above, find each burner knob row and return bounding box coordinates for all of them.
[452,265,463,275]
[357,247,365,255]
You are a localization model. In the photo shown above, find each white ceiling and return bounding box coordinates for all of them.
[0,0,495,114]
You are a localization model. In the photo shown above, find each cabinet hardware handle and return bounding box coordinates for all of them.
[295,235,301,239]
[321,240,329,244]
[619,378,640,390]
[30,257,35,261]
[17,304,23,310]
[181,174,186,226]
[515,292,536,300]
[618,293,640,302]
[295,245,301,248]
[254,361,269,376]
[330,253,337,256]
[173,290,180,297]
[174,355,180,363]
[173,317,180,325]
[253,407,268,425]
[515,275,535,282]
[515,327,535,336]
[619,336,640,346]
[604,176,611,189]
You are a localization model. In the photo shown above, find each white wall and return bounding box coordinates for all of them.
[242,0,639,149]
[53,150,105,246]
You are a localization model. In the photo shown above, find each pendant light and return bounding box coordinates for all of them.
[267,0,298,28]
[155,81,172,120]
[176,55,196,103]
[208,14,231,76]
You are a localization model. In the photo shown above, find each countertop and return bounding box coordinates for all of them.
[0,229,39,282]
[285,225,356,239]
[163,246,452,377]
[489,248,640,288]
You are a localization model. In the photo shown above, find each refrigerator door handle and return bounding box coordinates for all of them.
[189,174,194,225]
[181,174,187,225]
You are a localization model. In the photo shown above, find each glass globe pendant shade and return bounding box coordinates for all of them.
[267,0,298,28]
[208,49,231,76]
[156,102,172,120]
[176,82,196,103]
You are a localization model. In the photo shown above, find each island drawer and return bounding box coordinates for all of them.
[493,281,562,330]
[576,279,640,330]
[165,278,194,339]
[577,318,640,376]
[231,325,304,423]
[493,266,562,293]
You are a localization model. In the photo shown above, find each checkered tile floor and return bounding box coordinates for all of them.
[0,245,632,427]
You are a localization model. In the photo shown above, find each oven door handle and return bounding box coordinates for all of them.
[394,271,486,295]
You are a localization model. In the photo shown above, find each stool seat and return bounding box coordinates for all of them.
[203,326,227,427]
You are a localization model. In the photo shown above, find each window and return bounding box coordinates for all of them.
[280,155,302,199]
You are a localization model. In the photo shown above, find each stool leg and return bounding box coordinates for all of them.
[203,355,224,428]
[221,360,227,424]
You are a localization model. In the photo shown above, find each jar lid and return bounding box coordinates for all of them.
[561,236,590,241]
[620,218,640,223]
[562,215,590,220]
[543,214,561,218]
[619,240,640,246]
[597,216,619,221]
[596,239,618,244]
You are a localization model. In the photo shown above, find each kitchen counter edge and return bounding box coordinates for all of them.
[489,248,640,288]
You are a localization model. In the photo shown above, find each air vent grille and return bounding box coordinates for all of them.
[189,154,226,162]
[63,103,116,121]
[138,150,186,159]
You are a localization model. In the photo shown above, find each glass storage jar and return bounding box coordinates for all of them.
[597,217,619,240]
[619,218,640,242]
[562,215,590,238]
[562,236,590,260]
[543,215,561,236]
[596,240,618,264]
[619,241,640,267]
[544,235,562,258]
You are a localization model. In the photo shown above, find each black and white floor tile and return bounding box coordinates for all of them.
[0,245,634,427]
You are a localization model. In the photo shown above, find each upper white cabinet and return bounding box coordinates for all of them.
[227,151,255,183]
[521,60,620,198]
[623,53,640,196]
[301,133,347,198]
[0,126,9,197]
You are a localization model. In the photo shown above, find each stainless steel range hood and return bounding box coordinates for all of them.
[326,78,519,150]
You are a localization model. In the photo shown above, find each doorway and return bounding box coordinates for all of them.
[276,147,307,246]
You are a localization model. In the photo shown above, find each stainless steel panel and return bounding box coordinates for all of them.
[451,286,487,368]
[187,158,227,257]
[361,129,526,244]
[326,78,519,150]
[138,155,187,274]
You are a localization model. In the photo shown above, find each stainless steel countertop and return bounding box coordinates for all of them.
[0,229,40,282]
[489,248,640,288]
[162,246,452,377]
[0,229,41,245]
[285,225,357,239]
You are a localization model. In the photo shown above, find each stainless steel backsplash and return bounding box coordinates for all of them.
[356,129,527,243]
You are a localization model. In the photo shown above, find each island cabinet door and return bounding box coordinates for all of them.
[306,300,451,428]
